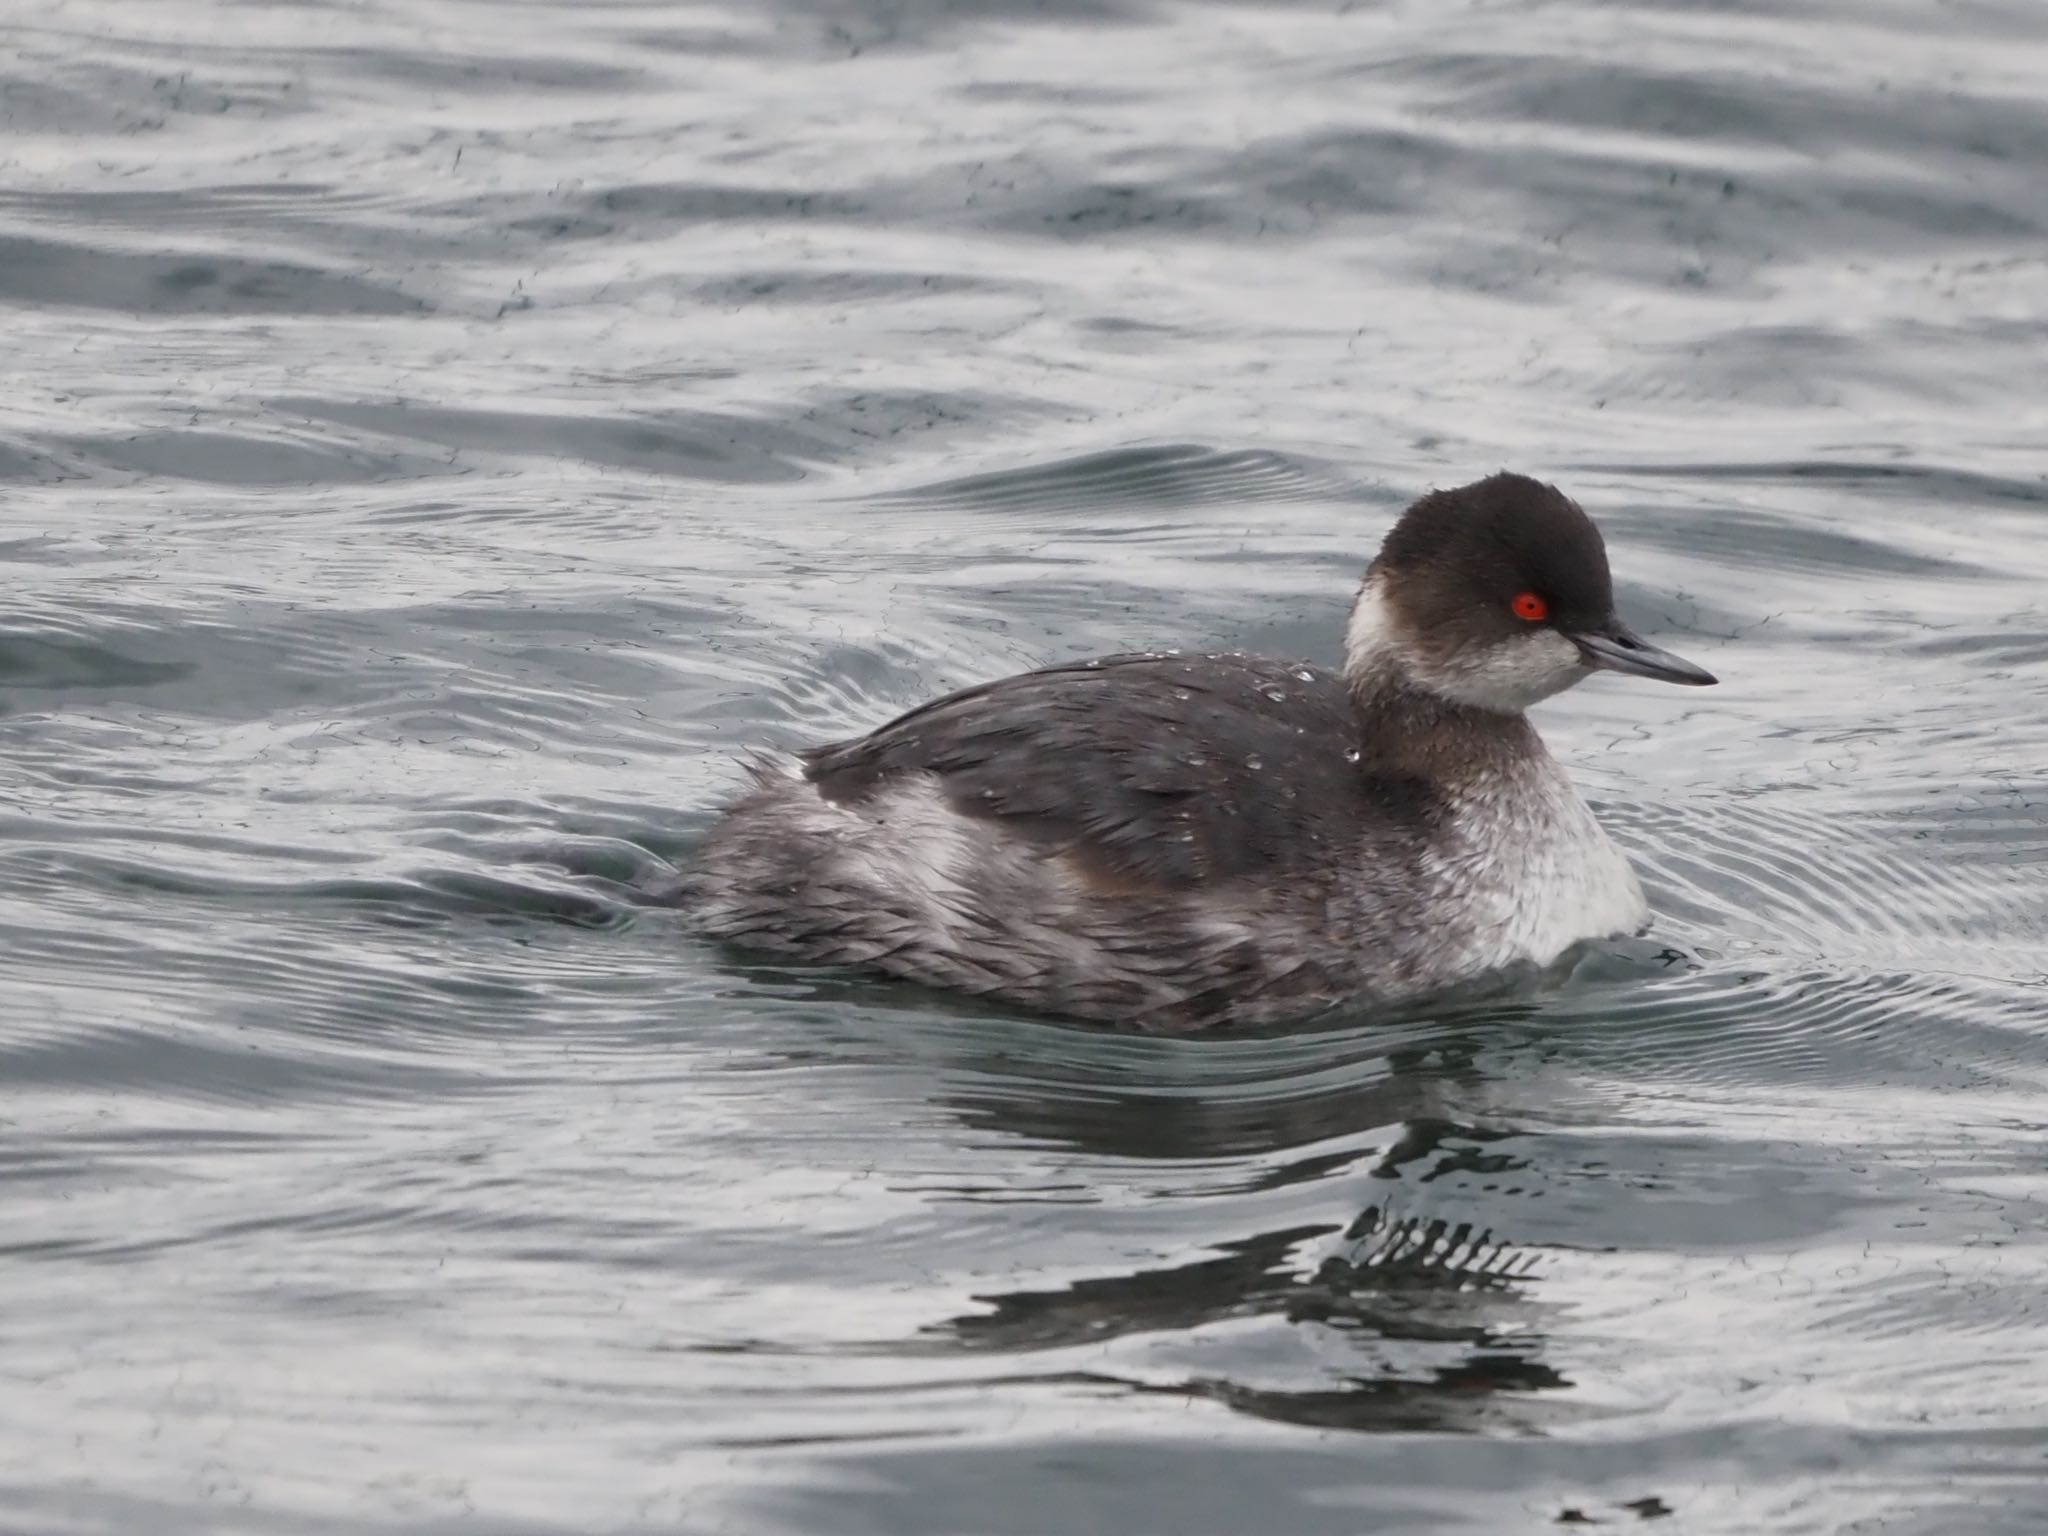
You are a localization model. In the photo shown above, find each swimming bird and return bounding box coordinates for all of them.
[683,472,1715,1031]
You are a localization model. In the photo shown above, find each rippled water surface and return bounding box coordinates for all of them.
[5,1,2048,1531]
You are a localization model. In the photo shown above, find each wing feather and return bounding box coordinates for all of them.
[799,653,1435,890]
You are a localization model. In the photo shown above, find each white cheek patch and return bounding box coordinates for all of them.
[1429,627,1587,714]
[1343,578,1399,675]
[1345,576,1589,715]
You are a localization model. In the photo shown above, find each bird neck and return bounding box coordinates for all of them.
[1343,580,1545,781]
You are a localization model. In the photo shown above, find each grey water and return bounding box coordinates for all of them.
[3,1,2046,1532]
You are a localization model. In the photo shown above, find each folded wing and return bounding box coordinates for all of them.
[800,652,1432,892]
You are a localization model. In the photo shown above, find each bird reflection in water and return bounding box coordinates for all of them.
[911,1021,1585,1435]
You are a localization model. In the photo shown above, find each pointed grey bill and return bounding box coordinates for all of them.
[1572,621,1717,686]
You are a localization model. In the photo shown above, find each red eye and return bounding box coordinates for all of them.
[1511,592,1549,622]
